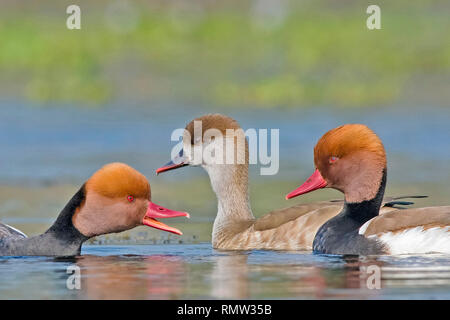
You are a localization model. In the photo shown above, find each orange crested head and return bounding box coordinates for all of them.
[86,162,151,200]
[72,163,189,238]
[286,124,387,203]
[314,124,386,174]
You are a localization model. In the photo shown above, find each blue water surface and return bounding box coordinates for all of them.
[0,244,449,299]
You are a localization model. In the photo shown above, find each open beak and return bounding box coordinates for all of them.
[142,201,190,235]
[285,169,328,200]
[156,149,188,175]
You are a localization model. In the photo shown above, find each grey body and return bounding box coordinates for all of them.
[0,229,85,256]
[0,186,88,257]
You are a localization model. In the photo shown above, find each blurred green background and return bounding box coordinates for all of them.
[1,0,449,107]
[0,0,449,244]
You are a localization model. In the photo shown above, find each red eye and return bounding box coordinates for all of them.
[329,156,339,164]
[127,195,134,202]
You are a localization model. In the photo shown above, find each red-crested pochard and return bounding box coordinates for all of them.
[156,114,420,250]
[286,124,450,255]
[0,163,189,256]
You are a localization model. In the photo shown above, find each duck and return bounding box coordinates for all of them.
[156,114,421,250]
[0,162,189,256]
[286,124,450,255]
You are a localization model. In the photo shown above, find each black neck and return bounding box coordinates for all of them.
[45,185,89,245]
[312,169,388,255]
[341,168,387,226]
[3,186,89,256]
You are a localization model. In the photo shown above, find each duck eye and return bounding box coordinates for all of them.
[127,195,134,202]
[329,156,339,164]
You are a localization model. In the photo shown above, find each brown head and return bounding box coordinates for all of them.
[72,163,189,237]
[185,113,242,141]
[156,114,254,232]
[156,113,248,173]
[286,124,387,203]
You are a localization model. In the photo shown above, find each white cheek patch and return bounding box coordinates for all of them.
[372,226,450,255]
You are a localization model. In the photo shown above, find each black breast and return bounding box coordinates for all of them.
[313,226,385,255]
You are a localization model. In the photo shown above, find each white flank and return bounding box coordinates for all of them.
[358,219,373,235]
[372,226,450,255]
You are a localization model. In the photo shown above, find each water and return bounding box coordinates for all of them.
[0,101,449,299]
[0,244,449,299]
[0,101,449,185]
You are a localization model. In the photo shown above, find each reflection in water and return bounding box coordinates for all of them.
[0,245,449,299]
[210,253,249,299]
[211,253,388,299]
[208,252,450,299]
[321,256,386,299]
[76,255,186,299]
[379,254,450,290]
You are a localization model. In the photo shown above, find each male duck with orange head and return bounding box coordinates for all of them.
[287,124,450,255]
[0,163,189,256]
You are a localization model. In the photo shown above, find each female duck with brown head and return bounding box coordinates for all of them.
[287,124,450,255]
[157,114,419,250]
[0,163,189,256]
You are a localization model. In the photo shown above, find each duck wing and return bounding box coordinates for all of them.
[254,195,426,232]
[361,206,450,236]
[0,223,28,241]
[254,201,341,231]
